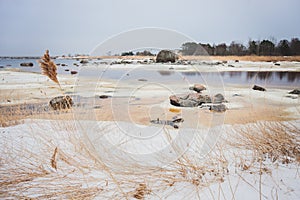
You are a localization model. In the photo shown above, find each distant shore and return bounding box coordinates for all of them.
[2,55,300,62]
[76,55,300,62]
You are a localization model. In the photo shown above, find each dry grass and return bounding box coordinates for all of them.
[0,105,299,199]
[226,121,300,165]
[0,104,25,127]
[0,115,228,199]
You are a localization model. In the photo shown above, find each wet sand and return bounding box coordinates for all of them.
[1,65,299,127]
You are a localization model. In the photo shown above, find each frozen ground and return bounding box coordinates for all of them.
[0,119,299,199]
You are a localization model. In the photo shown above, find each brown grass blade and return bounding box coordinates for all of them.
[39,50,62,89]
[51,147,58,170]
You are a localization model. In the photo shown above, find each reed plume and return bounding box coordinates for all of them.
[39,50,62,90]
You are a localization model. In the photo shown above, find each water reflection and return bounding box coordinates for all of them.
[229,71,242,77]
[157,71,175,76]
[287,72,299,82]
[277,71,288,80]
[181,71,201,76]
[180,71,300,86]
[245,71,299,82]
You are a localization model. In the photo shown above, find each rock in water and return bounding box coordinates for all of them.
[252,85,266,91]
[288,89,300,95]
[189,84,206,93]
[80,59,89,64]
[156,50,179,63]
[169,93,212,107]
[49,96,73,110]
[20,62,34,67]
[209,104,226,112]
[99,95,110,99]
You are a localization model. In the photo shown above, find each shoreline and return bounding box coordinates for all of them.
[1,67,299,127]
[2,55,300,62]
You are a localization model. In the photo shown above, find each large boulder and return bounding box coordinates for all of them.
[169,93,211,107]
[156,50,179,63]
[49,95,73,110]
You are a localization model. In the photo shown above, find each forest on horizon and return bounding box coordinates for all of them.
[181,37,300,56]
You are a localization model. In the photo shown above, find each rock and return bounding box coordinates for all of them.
[156,50,179,63]
[172,118,184,123]
[61,63,67,66]
[169,95,180,106]
[180,99,199,107]
[285,95,298,99]
[213,93,225,103]
[233,93,242,97]
[138,78,147,82]
[20,62,33,67]
[99,95,110,99]
[65,69,69,71]
[150,117,184,129]
[49,96,73,110]
[120,60,132,64]
[169,93,211,107]
[80,59,89,64]
[176,60,191,65]
[274,63,280,66]
[288,89,300,95]
[252,85,266,91]
[209,104,226,112]
[0,66,4,69]
[235,60,239,63]
[228,64,235,68]
[189,84,206,93]
[70,71,78,75]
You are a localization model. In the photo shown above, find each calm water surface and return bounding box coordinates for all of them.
[1,58,299,88]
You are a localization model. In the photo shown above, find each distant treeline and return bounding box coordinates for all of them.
[181,38,300,56]
[121,50,155,56]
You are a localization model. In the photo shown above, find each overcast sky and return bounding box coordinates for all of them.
[0,0,299,56]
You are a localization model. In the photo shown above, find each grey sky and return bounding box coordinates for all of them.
[0,0,299,56]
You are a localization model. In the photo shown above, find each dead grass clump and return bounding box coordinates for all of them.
[50,147,58,170]
[132,183,151,199]
[227,121,300,165]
